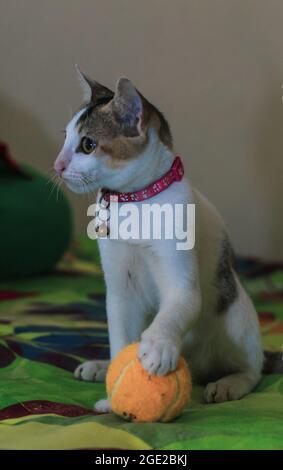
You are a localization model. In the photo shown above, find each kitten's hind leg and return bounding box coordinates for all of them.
[74,363,111,413]
[74,360,109,382]
[204,371,260,403]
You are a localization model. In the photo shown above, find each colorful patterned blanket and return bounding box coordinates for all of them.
[0,239,282,450]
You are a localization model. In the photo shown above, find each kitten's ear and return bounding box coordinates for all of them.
[75,65,113,104]
[112,77,143,136]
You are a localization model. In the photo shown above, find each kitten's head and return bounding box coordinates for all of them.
[54,68,172,193]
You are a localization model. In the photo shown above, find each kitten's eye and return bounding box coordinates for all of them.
[81,137,97,154]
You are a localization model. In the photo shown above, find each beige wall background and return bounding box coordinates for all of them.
[0,0,282,260]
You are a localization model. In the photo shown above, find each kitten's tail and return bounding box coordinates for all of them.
[263,351,283,374]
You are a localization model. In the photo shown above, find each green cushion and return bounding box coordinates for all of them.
[0,164,72,279]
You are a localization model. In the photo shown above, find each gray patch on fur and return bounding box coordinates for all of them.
[215,235,238,314]
[76,96,113,131]
[75,90,173,148]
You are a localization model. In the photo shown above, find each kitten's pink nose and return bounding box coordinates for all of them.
[54,156,68,177]
[54,148,72,176]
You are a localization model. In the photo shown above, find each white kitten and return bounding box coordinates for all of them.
[54,71,263,412]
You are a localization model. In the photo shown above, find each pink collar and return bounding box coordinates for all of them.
[102,156,184,203]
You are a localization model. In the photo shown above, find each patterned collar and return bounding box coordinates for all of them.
[102,156,184,203]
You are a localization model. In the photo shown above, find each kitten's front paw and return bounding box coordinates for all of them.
[94,398,111,413]
[74,360,109,382]
[138,334,180,376]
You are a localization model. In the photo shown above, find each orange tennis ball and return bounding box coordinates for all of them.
[106,343,192,423]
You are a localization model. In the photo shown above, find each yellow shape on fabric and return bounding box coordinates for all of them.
[0,420,151,450]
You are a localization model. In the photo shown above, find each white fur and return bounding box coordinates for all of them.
[56,107,263,409]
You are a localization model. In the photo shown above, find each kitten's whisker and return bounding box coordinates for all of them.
[83,175,97,199]
[82,175,97,203]
[48,183,57,200]
[46,173,58,187]
[48,174,61,201]
[56,180,63,202]
[81,176,92,202]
